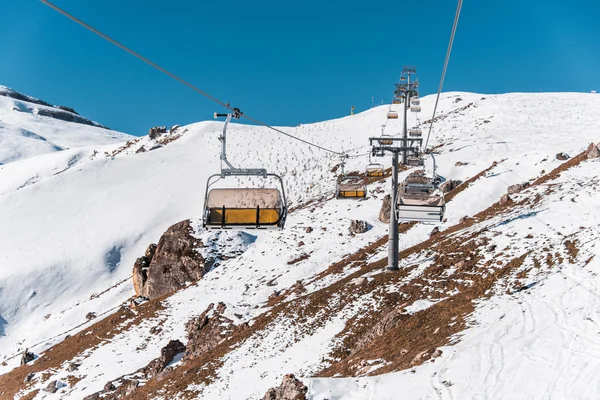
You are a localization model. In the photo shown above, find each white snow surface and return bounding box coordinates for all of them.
[0,86,132,164]
[1,91,600,399]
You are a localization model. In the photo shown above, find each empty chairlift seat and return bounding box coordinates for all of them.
[409,127,422,137]
[392,97,403,105]
[397,173,445,222]
[406,155,424,167]
[336,176,367,199]
[410,98,421,112]
[366,163,385,177]
[387,111,399,119]
[204,188,286,230]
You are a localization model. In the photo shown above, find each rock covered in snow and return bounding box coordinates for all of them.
[349,220,369,234]
[262,374,308,400]
[556,152,570,160]
[148,126,167,140]
[507,182,530,195]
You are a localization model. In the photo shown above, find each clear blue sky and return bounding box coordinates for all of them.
[1,0,599,135]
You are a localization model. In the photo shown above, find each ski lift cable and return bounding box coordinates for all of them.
[40,0,345,157]
[424,0,464,150]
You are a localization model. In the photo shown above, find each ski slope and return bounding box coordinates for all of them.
[1,92,600,400]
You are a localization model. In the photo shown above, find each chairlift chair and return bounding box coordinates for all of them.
[397,172,445,222]
[406,155,424,167]
[336,174,367,199]
[366,162,385,177]
[410,97,421,112]
[392,98,402,105]
[378,134,394,146]
[409,127,422,137]
[387,110,399,119]
[203,112,288,230]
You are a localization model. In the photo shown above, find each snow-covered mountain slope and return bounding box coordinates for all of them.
[0,85,132,164]
[1,91,600,400]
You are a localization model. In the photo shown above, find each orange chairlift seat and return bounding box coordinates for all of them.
[387,110,399,119]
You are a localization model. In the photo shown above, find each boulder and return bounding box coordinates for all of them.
[43,380,59,393]
[145,339,186,378]
[140,220,208,300]
[132,243,157,297]
[454,161,469,166]
[262,374,308,400]
[499,193,511,205]
[349,220,369,234]
[20,348,35,365]
[430,227,440,237]
[507,182,530,195]
[556,152,570,161]
[586,143,600,159]
[379,195,391,223]
[439,179,462,193]
[86,312,97,321]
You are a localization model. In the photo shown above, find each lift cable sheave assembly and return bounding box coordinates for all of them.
[203,112,288,230]
[39,0,345,158]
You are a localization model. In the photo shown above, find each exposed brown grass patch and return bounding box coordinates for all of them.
[0,299,166,400]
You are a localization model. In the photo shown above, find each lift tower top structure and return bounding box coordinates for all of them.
[394,67,420,165]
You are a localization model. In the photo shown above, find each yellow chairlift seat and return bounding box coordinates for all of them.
[204,188,285,230]
[336,176,366,199]
[392,98,402,105]
[387,111,399,119]
[366,163,385,177]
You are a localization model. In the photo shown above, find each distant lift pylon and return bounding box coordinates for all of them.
[203,111,288,230]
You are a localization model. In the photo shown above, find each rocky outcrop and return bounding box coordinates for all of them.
[148,126,167,140]
[349,220,369,234]
[500,193,511,205]
[20,349,35,365]
[439,179,462,193]
[144,340,186,378]
[262,374,308,400]
[135,221,208,300]
[132,243,157,297]
[379,195,391,223]
[507,182,530,195]
[185,302,248,360]
[586,143,600,159]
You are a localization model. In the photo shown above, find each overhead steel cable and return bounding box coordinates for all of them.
[40,0,345,157]
[424,0,464,149]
